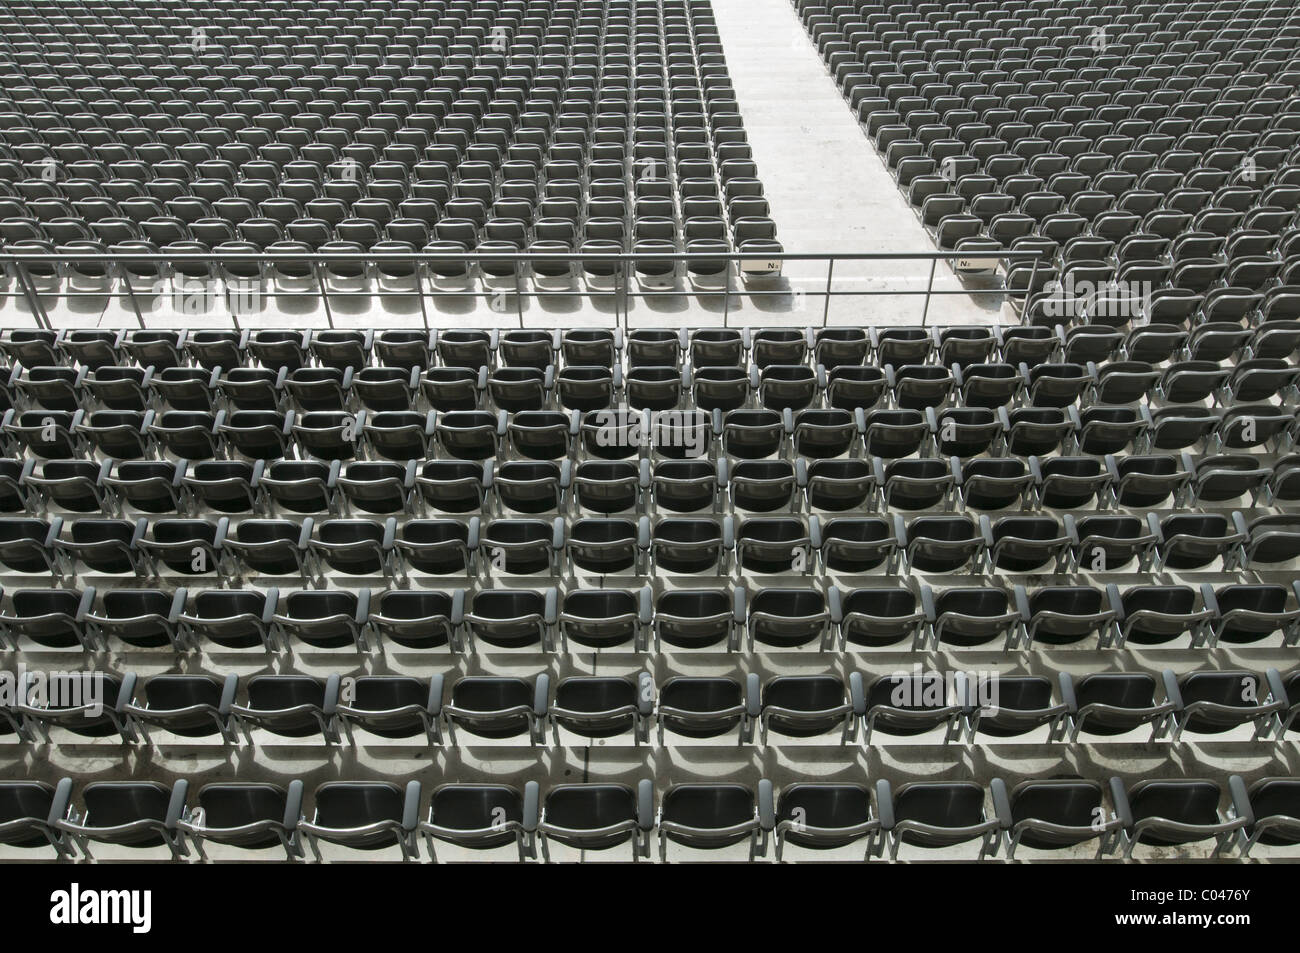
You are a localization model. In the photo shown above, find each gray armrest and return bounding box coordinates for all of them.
[875,779,894,830]
[522,780,540,833]
[1228,775,1254,828]
[284,779,304,830]
[1059,671,1077,714]
[168,587,188,624]
[427,673,444,717]
[637,671,654,717]
[991,778,1012,830]
[828,585,843,624]
[450,589,465,626]
[165,779,189,831]
[382,517,397,550]
[551,516,565,551]
[638,585,653,625]
[920,584,937,624]
[733,586,747,625]
[745,672,761,718]
[543,587,558,625]
[261,587,279,626]
[757,778,774,831]
[637,779,654,831]
[533,673,550,717]
[322,674,340,715]
[296,517,314,550]
[76,587,96,623]
[1110,777,1133,830]
[402,780,422,832]
[1013,584,1031,624]
[849,671,866,717]
[116,672,138,715]
[47,777,73,828]
[1266,667,1290,710]
[1161,668,1184,710]
[354,587,369,625]
[218,673,238,716]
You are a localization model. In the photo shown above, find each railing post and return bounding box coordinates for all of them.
[515,264,525,330]
[412,254,429,331]
[821,256,835,327]
[11,257,51,331]
[119,260,148,330]
[919,258,938,327]
[312,259,336,330]
[722,257,732,329]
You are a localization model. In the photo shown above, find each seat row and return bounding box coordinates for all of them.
[3,579,1300,653]
[4,773,1297,860]
[10,403,1300,470]
[7,667,1300,747]
[12,449,1300,519]
[8,356,1300,418]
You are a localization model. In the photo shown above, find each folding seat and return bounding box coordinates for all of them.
[1156,360,1231,404]
[1111,580,1218,647]
[1090,361,1159,405]
[823,365,887,412]
[84,586,187,650]
[1023,361,1089,406]
[537,781,655,861]
[420,782,538,862]
[1230,776,1300,857]
[1187,322,1253,362]
[216,368,284,412]
[298,781,421,861]
[1218,404,1293,452]
[3,409,86,458]
[0,329,60,368]
[657,782,772,862]
[0,781,73,856]
[1143,405,1220,452]
[62,329,125,371]
[813,328,870,369]
[54,780,189,859]
[332,676,442,745]
[1266,454,1300,505]
[1237,514,1300,569]
[964,674,1067,740]
[1061,326,1123,365]
[291,410,361,461]
[0,587,95,651]
[150,366,216,412]
[148,409,222,459]
[880,780,1002,860]
[222,518,312,585]
[12,666,132,740]
[1205,583,1298,648]
[980,514,1070,573]
[443,674,549,744]
[283,367,352,413]
[13,365,85,411]
[1186,454,1270,506]
[177,781,303,859]
[899,514,983,573]
[1113,779,1243,858]
[231,674,340,742]
[1226,358,1300,404]
[549,674,654,745]
[136,516,227,579]
[122,673,238,741]
[996,778,1124,859]
[121,329,186,369]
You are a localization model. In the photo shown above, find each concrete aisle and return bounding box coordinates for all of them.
[709,0,1007,325]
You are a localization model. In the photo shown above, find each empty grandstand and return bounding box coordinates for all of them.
[0,0,1296,873]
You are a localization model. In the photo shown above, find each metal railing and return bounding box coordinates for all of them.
[0,248,1042,331]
